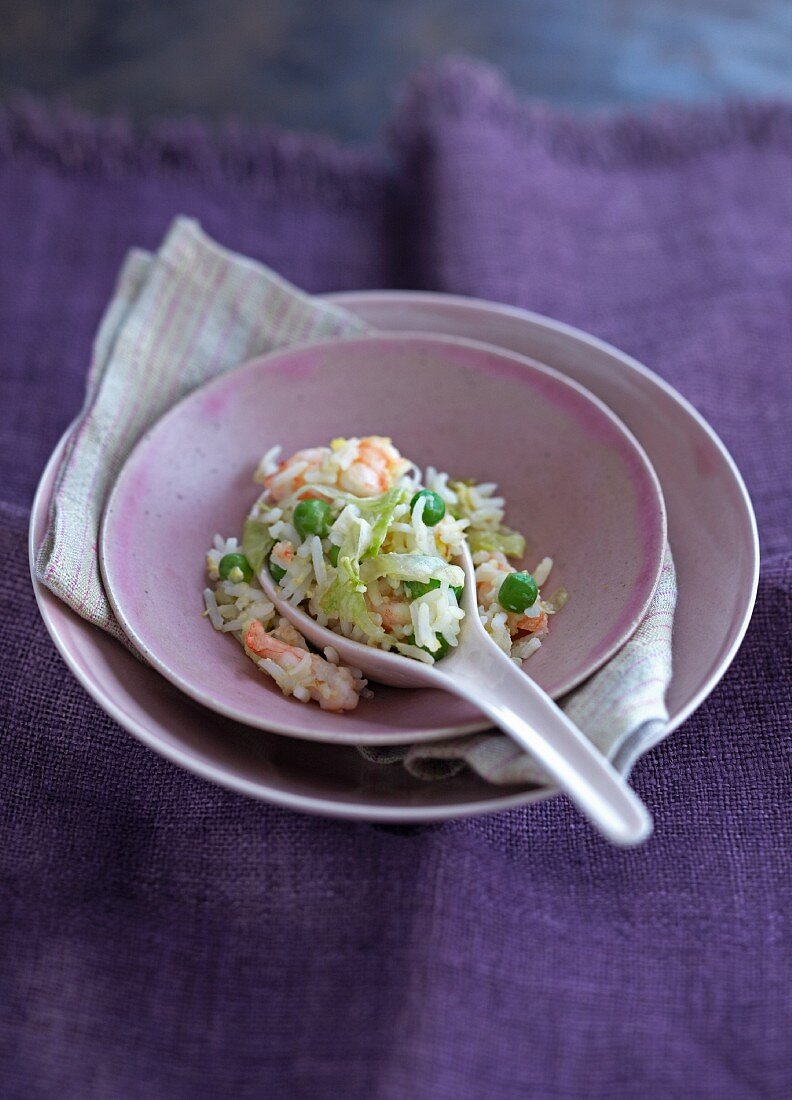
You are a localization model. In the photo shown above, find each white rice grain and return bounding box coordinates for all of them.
[268,520,299,543]
[512,636,542,661]
[203,588,223,630]
[489,610,512,655]
[533,556,553,587]
[410,493,434,555]
[395,641,435,665]
[424,467,459,505]
[260,445,282,477]
[414,601,434,650]
[212,534,239,554]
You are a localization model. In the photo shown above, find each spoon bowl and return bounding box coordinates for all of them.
[258,543,654,846]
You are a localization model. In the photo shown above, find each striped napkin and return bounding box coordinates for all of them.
[36,217,676,786]
[36,218,367,646]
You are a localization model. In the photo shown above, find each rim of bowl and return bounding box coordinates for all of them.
[98,330,668,743]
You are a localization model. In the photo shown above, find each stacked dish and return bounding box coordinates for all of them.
[30,293,758,822]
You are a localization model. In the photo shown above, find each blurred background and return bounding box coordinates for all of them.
[2,0,792,140]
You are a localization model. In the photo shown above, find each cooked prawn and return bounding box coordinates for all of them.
[271,540,295,568]
[264,436,410,503]
[366,591,412,631]
[243,620,362,712]
[515,609,548,637]
[338,436,410,497]
[264,447,329,502]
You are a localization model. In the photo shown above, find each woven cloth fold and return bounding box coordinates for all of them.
[35,218,368,641]
[35,215,676,785]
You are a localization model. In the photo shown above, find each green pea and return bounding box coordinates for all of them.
[404,578,441,600]
[294,498,332,539]
[328,544,340,567]
[498,571,538,613]
[219,552,253,583]
[409,489,446,527]
[268,555,287,584]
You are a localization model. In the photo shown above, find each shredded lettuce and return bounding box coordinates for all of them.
[320,555,384,640]
[468,526,526,560]
[327,487,407,566]
[318,488,414,641]
[242,517,275,573]
[447,480,479,520]
[361,552,464,588]
[355,487,408,558]
[329,503,375,563]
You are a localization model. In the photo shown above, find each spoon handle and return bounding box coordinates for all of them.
[438,651,653,846]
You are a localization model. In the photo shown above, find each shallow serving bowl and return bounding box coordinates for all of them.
[99,333,666,743]
[30,292,758,821]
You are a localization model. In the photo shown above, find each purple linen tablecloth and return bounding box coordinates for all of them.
[1,60,791,1099]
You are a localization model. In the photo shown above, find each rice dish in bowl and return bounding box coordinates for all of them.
[204,436,566,711]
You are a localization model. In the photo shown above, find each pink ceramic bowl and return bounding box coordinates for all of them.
[100,333,666,745]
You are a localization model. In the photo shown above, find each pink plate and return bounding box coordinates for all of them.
[99,333,666,743]
[29,291,758,821]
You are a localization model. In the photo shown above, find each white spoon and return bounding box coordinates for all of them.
[259,543,653,846]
